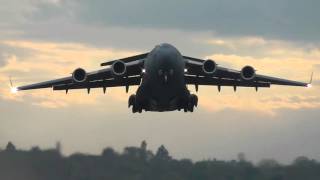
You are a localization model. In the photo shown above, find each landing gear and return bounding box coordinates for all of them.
[183,94,198,113]
[128,94,135,108]
[129,93,198,113]
[187,103,194,112]
[128,94,143,113]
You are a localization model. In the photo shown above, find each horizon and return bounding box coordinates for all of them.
[1,140,316,165]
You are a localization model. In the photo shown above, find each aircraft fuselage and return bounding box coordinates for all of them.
[135,44,191,112]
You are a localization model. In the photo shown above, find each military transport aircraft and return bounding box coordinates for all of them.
[13,43,312,113]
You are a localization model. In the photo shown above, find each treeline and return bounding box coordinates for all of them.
[0,141,320,180]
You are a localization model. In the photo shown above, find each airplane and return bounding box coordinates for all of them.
[12,43,312,113]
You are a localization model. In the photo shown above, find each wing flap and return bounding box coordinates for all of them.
[17,59,144,91]
[17,77,72,91]
[185,75,270,87]
[53,76,141,90]
[256,75,308,87]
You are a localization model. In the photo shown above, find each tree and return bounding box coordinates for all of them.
[1,142,320,180]
[5,141,16,152]
[258,159,280,169]
[237,152,246,162]
[56,141,62,154]
[140,140,147,151]
[31,146,41,153]
[140,140,148,161]
[102,147,117,158]
[155,145,170,160]
[293,156,316,166]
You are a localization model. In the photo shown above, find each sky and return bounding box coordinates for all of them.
[0,0,320,164]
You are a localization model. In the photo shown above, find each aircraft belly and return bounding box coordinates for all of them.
[136,43,189,112]
[140,72,188,112]
[152,83,180,109]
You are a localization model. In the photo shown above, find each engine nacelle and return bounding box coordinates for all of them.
[202,59,217,75]
[111,60,127,76]
[72,68,87,83]
[241,65,256,80]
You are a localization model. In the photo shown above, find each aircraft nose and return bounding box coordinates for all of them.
[158,69,174,84]
[164,74,168,83]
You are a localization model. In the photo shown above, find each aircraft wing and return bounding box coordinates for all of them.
[183,56,310,89]
[16,58,144,92]
[100,53,148,66]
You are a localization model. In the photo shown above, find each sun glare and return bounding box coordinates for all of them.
[10,87,18,94]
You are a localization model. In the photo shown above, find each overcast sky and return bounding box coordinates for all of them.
[0,0,320,163]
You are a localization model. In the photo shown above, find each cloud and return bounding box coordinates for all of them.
[24,0,320,42]
[202,37,319,74]
[197,90,319,115]
[0,40,141,107]
[313,80,320,86]
[0,0,31,24]
[200,36,320,59]
[2,0,318,57]
[190,38,320,114]
[0,54,8,67]
[0,38,318,114]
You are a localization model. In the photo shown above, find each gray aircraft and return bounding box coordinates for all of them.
[14,43,312,113]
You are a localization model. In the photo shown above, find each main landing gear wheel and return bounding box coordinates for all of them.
[128,94,143,113]
[190,94,198,107]
[184,94,198,112]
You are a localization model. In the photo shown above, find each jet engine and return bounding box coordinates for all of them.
[240,66,256,80]
[202,59,217,75]
[111,60,127,76]
[72,68,87,82]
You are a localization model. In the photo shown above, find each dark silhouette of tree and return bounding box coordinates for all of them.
[293,156,316,166]
[258,159,280,168]
[1,141,320,180]
[141,140,147,151]
[155,145,170,160]
[139,140,149,161]
[55,141,62,154]
[5,141,16,152]
[237,152,246,162]
[102,147,117,158]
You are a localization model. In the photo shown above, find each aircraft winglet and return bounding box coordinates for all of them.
[9,76,18,93]
[9,76,13,87]
[307,72,313,88]
[309,72,314,84]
